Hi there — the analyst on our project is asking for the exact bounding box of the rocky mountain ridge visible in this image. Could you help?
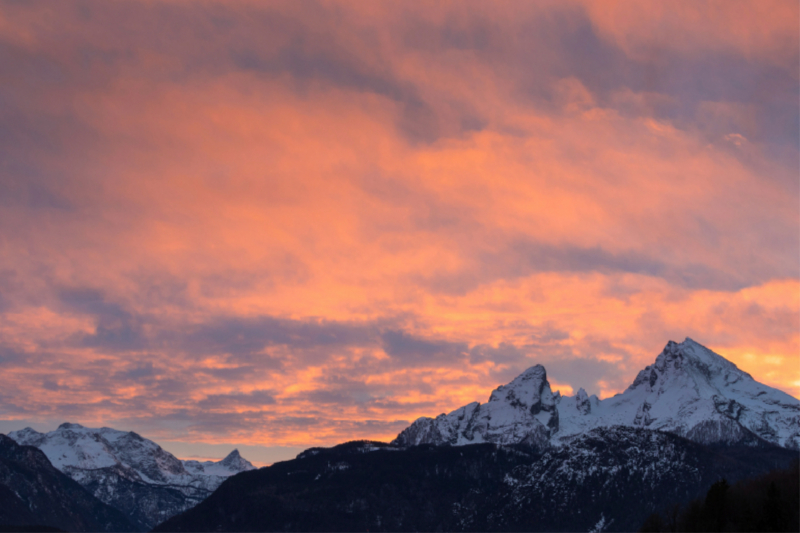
[394,338,800,450]
[8,423,255,530]
[0,434,136,532]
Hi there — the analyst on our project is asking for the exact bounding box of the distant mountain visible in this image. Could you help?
[394,338,800,450]
[9,424,255,530]
[153,430,798,532]
[0,434,136,532]
[183,449,253,478]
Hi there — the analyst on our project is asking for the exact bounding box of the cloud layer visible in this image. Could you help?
[0,1,797,457]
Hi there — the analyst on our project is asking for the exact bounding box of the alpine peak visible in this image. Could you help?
[219,448,255,471]
[393,338,800,450]
[8,423,256,529]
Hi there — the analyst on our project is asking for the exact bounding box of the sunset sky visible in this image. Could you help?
[0,0,798,465]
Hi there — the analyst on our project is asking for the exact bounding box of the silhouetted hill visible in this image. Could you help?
[154,428,797,532]
[641,459,799,532]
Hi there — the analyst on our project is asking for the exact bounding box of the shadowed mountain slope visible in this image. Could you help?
[154,429,797,532]
[0,434,137,532]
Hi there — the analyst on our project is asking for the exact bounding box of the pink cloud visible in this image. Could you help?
[0,1,796,451]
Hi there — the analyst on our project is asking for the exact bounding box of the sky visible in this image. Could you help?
[0,0,798,466]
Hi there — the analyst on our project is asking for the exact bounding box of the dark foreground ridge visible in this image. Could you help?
[154,427,797,532]
[641,460,799,532]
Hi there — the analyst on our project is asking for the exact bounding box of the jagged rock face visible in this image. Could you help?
[0,434,136,532]
[9,424,255,530]
[575,388,591,415]
[394,365,558,448]
[394,338,800,450]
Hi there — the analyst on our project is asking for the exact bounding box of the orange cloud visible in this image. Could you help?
[0,1,796,457]
[581,0,799,68]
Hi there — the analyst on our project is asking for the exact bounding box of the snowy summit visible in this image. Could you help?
[9,423,255,528]
[394,338,800,450]
[10,423,255,488]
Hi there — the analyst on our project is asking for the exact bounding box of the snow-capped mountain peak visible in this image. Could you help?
[394,338,800,450]
[9,423,189,483]
[8,423,256,529]
[394,363,559,448]
[488,364,555,414]
[612,338,799,447]
[220,449,251,470]
[183,449,255,477]
[574,387,591,415]
[643,337,747,388]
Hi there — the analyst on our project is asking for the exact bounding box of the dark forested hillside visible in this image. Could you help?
[156,440,517,532]
[154,428,798,533]
[640,460,799,532]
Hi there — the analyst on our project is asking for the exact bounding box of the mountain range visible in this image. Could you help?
[394,338,800,450]
[0,434,135,532]
[7,424,254,530]
[2,338,798,532]
[158,338,800,532]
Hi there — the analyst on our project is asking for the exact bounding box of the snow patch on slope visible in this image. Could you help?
[395,364,558,448]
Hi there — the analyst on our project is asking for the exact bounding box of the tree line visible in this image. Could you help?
[640,459,799,532]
